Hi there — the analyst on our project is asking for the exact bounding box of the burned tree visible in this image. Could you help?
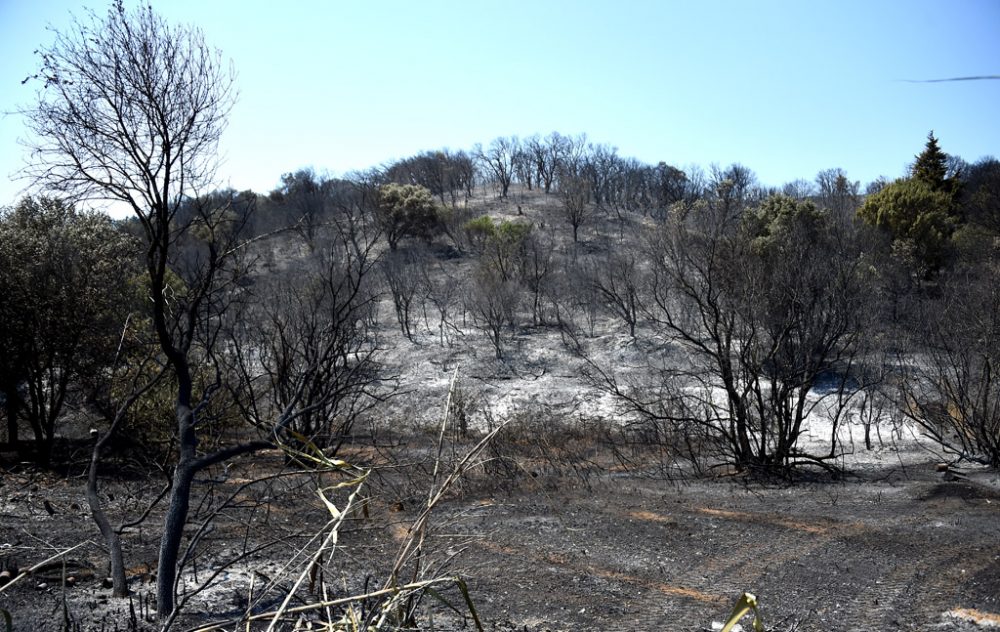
[558,174,592,243]
[226,230,386,455]
[467,266,520,361]
[23,1,251,618]
[580,195,875,471]
[897,253,1000,467]
[475,136,519,199]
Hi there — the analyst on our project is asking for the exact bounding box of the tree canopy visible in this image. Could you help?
[745,193,827,257]
[375,183,440,250]
[857,134,964,275]
[858,177,956,274]
[0,197,137,462]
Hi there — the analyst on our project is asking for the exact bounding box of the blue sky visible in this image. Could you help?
[1,0,998,211]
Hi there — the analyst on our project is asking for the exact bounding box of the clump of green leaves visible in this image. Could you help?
[744,194,827,257]
[857,132,963,275]
[462,215,531,247]
[462,215,532,282]
[376,183,442,250]
[858,177,956,274]
[0,196,138,463]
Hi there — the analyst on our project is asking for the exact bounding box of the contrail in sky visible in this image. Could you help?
[899,75,1000,83]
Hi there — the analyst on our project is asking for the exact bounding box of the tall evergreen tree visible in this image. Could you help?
[912,131,960,197]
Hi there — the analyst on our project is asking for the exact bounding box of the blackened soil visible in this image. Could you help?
[1,448,998,631]
[448,469,1000,631]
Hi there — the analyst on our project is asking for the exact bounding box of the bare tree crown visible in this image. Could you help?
[22,0,236,225]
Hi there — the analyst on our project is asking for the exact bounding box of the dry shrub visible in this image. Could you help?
[469,408,662,493]
[466,399,725,492]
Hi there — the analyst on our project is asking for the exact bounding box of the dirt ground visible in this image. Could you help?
[453,458,1000,631]
[1,436,998,632]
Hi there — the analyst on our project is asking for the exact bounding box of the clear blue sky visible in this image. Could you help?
[2,0,998,212]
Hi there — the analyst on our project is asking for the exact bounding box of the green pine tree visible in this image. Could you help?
[912,131,960,197]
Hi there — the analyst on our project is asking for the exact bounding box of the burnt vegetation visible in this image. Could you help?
[1,3,999,631]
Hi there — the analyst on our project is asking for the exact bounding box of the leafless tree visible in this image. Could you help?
[20,2,270,619]
[579,195,875,471]
[332,169,384,259]
[530,132,573,194]
[225,229,386,454]
[384,152,444,197]
[558,174,592,243]
[781,178,816,200]
[448,150,478,205]
[381,249,428,341]
[520,231,556,326]
[420,259,463,346]
[272,168,329,250]
[816,168,861,224]
[613,158,654,215]
[960,158,1000,235]
[555,265,603,339]
[524,134,548,193]
[475,136,520,199]
[85,326,167,598]
[585,243,643,338]
[581,143,619,208]
[512,143,534,191]
[896,254,1000,466]
[709,163,759,213]
[466,267,519,360]
[652,162,690,210]
[383,149,475,208]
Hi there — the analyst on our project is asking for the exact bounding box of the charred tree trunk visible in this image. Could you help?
[3,384,18,451]
[86,432,128,597]
[156,458,195,617]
